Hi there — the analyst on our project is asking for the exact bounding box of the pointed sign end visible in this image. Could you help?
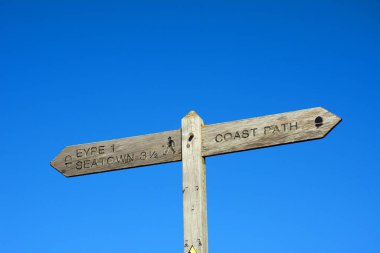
[318,107,342,138]
[50,149,71,178]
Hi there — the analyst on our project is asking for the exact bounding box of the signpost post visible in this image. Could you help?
[51,107,341,253]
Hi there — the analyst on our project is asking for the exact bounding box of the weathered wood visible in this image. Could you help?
[182,112,208,253]
[50,129,181,177]
[50,107,341,177]
[202,107,341,157]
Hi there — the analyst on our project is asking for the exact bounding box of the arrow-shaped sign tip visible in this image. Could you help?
[50,148,71,177]
[317,107,342,138]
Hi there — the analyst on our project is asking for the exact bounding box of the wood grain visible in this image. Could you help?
[182,112,208,253]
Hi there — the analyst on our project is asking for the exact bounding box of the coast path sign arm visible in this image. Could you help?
[50,129,182,177]
[202,107,341,156]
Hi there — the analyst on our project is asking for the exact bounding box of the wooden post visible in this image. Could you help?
[182,111,208,253]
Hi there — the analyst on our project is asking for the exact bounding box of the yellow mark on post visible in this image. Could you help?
[189,246,197,253]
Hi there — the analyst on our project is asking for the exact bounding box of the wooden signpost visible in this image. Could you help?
[51,107,341,253]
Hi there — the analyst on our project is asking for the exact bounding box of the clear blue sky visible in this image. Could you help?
[0,1,379,252]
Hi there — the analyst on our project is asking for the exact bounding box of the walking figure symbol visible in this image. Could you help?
[163,137,176,155]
